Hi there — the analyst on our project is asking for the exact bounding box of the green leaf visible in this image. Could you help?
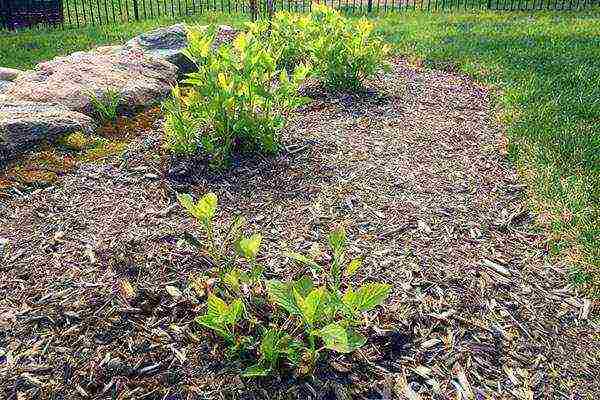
[292,276,314,298]
[237,233,263,260]
[296,287,327,326]
[226,299,245,325]
[266,280,300,315]
[341,288,359,311]
[177,193,196,216]
[259,328,281,363]
[316,323,366,353]
[284,251,322,272]
[223,269,241,292]
[346,257,363,276]
[355,283,391,311]
[279,69,289,84]
[196,192,218,223]
[177,193,218,225]
[195,314,231,341]
[328,226,346,255]
[241,363,271,378]
[207,294,229,318]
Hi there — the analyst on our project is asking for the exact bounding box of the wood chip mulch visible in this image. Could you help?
[1,58,598,400]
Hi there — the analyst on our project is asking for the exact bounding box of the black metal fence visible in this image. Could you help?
[1,0,598,30]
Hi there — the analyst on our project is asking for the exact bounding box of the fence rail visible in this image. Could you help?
[1,0,598,30]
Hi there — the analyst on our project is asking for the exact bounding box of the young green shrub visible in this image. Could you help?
[307,5,391,90]
[249,12,312,71]
[88,88,121,123]
[179,192,392,378]
[163,26,310,168]
[163,86,200,156]
[266,226,391,373]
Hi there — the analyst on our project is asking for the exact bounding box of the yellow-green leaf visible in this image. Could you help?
[355,282,391,311]
[316,323,366,353]
[284,251,322,272]
[237,233,262,260]
[207,294,229,318]
[346,257,363,276]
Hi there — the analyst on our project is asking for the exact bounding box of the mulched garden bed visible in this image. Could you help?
[1,58,598,399]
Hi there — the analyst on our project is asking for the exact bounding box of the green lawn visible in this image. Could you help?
[1,9,599,294]
[0,12,247,70]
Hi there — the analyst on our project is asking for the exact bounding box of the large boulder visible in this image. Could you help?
[124,24,237,75]
[0,67,22,82]
[0,101,95,164]
[3,47,178,114]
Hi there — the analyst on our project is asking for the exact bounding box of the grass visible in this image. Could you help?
[0,9,598,294]
[0,12,247,69]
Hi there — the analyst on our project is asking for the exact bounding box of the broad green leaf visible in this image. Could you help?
[259,328,280,362]
[279,69,289,84]
[297,287,327,326]
[241,363,271,377]
[316,323,366,353]
[341,288,359,311]
[280,336,305,365]
[226,299,245,325]
[207,294,229,318]
[178,193,218,224]
[266,280,300,315]
[284,251,322,272]
[237,233,263,260]
[177,193,196,217]
[355,283,391,311]
[223,269,241,292]
[195,315,231,341]
[346,257,363,276]
[196,193,218,222]
[292,276,314,298]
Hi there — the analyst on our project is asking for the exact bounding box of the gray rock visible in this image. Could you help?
[125,23,194,75]
[2,47,178,115]
[0,67,22,81]
[0,100,95,164]
[125,24,237,75]
[0,81,12,95]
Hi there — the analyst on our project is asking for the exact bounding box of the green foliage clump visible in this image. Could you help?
[178,192,392,377]
[251,12,313,71]
[163,25,310,167]
[266,5,391,90]
[307,5,391,89]
[88,88,121,123]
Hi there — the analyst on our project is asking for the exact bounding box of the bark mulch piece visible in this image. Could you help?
[1,58,598,399]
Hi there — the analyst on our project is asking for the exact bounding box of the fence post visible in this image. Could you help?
[249,0,257,21]
[133,0,140,20]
